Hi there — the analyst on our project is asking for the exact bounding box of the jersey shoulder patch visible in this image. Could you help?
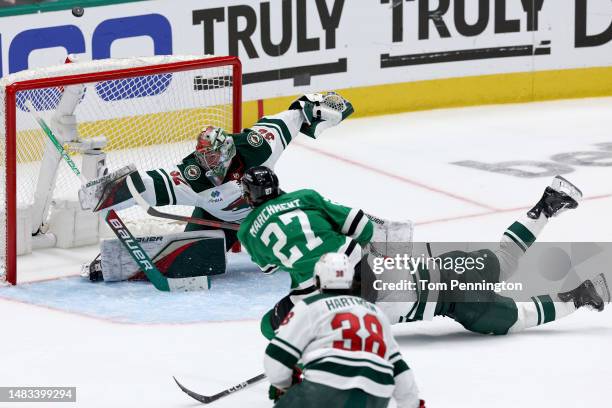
[178,154,213,192]
[234,129,273,168]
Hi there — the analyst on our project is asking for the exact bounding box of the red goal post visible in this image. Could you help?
[1,55,242,285]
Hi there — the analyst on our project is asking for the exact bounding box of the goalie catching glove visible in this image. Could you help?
[289,92,354,138]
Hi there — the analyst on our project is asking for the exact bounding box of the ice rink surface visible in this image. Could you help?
[1,97,611,407]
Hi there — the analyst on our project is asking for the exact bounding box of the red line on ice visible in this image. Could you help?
[293,141,500,211]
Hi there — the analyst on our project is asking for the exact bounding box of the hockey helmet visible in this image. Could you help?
[314,253,354,290]
[195,126,236,185]
[241,166,280,207]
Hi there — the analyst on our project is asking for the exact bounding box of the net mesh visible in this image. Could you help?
[0,55,237,283]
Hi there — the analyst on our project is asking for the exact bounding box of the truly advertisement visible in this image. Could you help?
[0,0,611,101]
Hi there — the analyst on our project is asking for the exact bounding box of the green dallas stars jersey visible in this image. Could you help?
[238,189,373,289]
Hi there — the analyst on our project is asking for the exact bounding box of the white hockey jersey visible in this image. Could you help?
[264,293,421,407]
[109,109,306,223]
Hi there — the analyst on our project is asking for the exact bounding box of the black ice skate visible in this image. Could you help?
[527,176,583,219]
[558,273,610,312]
[80,254,104,282]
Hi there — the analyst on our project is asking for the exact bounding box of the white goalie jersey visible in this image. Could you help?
[264,292,421,408]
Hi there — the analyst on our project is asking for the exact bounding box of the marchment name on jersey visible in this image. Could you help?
[248,198,301,237]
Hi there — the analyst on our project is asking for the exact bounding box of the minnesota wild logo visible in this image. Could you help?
[184,165,201,181]
[247,132,263,147]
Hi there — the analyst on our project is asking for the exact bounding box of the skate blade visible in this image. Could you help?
[551,175,583,201]
[593,273,611,305]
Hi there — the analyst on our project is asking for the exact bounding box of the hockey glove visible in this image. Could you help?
[268,385,284,402]
[267,366,303,402]
[78,164,141,211]
[289,92,354,138]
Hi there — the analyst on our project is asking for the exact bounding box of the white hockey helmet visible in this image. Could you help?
[314,253,354,290]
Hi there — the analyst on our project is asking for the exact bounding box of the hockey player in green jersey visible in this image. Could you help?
[78,93,353,282]
[376,175,610,335]
[238,166,375,339]
[240,166,610,338]
[264,252,425,408]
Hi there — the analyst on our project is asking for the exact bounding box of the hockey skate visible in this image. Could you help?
[80,254,104,282]
[527,176,583,219]
[558,273,610,311]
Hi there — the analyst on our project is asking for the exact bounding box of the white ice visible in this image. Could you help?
[1,97,612,408]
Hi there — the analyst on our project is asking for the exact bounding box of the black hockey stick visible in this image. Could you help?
[125,176,241,232]
[173,373,266,404]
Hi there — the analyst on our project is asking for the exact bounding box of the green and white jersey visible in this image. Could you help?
[264,293,420,406]
[110,110,304,223]
[238,189,373,288]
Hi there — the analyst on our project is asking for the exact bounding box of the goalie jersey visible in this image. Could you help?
[238,189,373,289]
[264,292,421,407]
[109,110,305,223]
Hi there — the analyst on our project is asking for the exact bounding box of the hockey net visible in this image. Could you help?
[0,55,242,285]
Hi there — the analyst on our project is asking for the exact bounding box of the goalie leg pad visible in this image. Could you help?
[99,230,226,282]
[367,215,414,259]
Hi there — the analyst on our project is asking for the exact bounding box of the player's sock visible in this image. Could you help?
[502,213,547,253]
[497,213,547,280]
[508,295,576,333]
[496,176,581,280]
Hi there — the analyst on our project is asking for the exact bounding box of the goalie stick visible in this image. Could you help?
[26,100,208,292]
[173,373,267,404]
[104,209,171,291]
[25,100,87,184]
[125,176,240,231]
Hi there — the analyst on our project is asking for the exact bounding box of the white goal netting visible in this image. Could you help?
[0,55,240,284]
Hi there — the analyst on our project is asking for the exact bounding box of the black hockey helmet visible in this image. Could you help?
[241,166,280,207]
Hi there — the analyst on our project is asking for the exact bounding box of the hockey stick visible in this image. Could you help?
[173,373,266,404]
[105,209,170,291]
[25,100,87,184]
[125,176,240,232]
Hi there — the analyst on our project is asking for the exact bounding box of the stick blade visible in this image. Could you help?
[173,376,213,404]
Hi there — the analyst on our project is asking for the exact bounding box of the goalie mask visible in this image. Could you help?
[194,126,236,185]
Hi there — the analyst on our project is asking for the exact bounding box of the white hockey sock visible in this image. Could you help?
[497,214,548,280]
[508,295,577,333]
[502,213,547,252]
